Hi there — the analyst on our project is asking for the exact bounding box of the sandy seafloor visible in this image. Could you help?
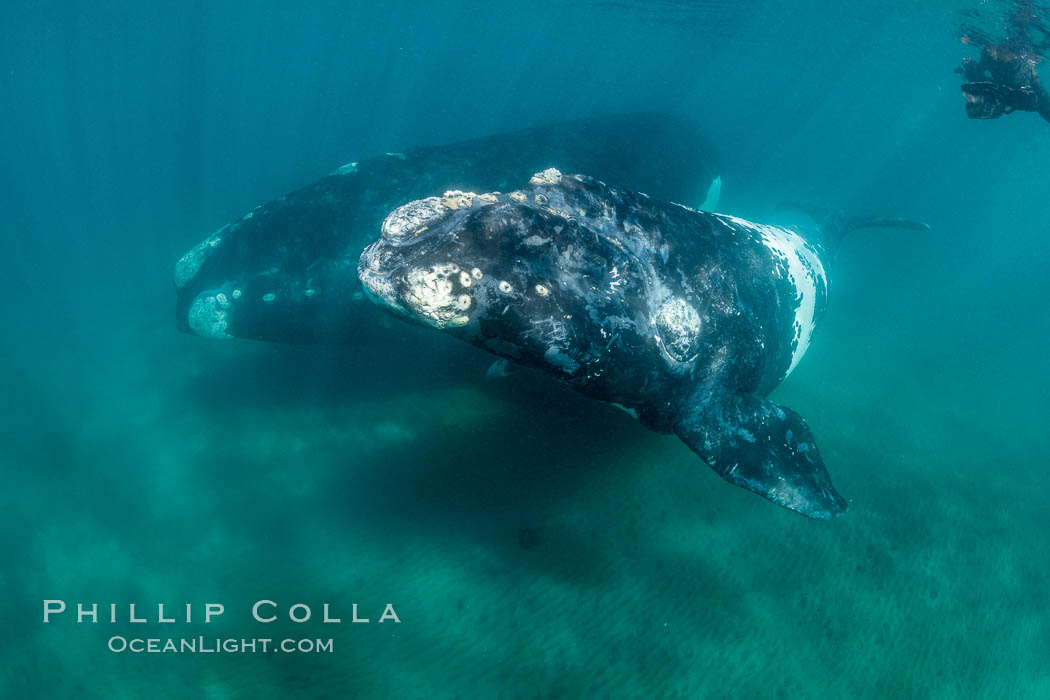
[2,0,1050,697]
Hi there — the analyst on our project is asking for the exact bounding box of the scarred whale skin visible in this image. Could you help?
[174,114,719,344]
[358,169,848,519]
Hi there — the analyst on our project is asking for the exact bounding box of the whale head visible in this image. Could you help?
[358,182,586,362]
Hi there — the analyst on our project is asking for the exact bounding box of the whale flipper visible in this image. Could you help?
[699,175,722,211]
[674,393,847,519]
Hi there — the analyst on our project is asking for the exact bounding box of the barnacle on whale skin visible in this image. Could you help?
[529,168,563,186]
[403,264,472,328]
[381,197,450,239]
[187,293,232,340]
[441,191,475,210]
[174,229,225,288]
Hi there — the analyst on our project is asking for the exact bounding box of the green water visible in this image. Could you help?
[5,268,1048,696]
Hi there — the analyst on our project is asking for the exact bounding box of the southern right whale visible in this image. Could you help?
[357,169,928,519]
[174,113,719,344]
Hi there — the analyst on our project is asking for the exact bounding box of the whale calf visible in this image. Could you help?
[174,114,719,344]
[358,169,926,518]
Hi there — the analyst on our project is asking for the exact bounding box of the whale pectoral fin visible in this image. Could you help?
[674,393,847,519]
[699,175,722,212]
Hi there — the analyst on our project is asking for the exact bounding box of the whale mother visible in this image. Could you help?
[174,114,719,344]
[357,170,924,518]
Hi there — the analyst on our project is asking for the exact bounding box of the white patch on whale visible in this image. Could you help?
[652,296,702,363]
[174,227,226,288]
[331,161,358,175]
[403,264,470,328]
[529,168,563,186]
[381,197,450,239]
[188,294,232,339]
[441,191,478,210]
[380,192,492,241]
[719,215,826,377]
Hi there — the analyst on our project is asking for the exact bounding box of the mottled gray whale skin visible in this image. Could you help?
[358,169,850,519]
[174,114,719,343]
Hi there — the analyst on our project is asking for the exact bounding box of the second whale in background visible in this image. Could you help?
[174,113,720,344]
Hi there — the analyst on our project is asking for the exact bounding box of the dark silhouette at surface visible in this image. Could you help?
[957,1,1050,121]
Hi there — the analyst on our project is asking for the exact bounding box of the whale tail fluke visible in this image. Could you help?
[674,392,848,520]
[777,201,931,250]
[843,216,932,235]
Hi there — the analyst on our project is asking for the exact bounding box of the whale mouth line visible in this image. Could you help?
[357,248,404,313]
[359,272,405,314]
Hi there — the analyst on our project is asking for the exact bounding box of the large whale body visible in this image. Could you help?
[357,170,923,519]
[174,114,719,344]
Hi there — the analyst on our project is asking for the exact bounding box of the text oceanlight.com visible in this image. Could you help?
[107,636,335,654]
